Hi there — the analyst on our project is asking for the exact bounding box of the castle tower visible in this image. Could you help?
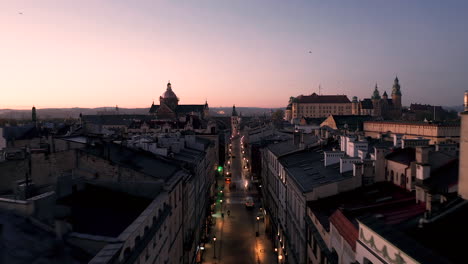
[391,77,402,110]
[382,91,388,100]
[371,84,381,117]
[351,96,359,115]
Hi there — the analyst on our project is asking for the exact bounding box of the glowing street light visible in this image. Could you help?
[213,236,217,258]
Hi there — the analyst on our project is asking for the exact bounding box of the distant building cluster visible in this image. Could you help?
[239,91,467,264]
[0,82,226,264]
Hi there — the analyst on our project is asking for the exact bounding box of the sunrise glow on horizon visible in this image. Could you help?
[1,0,467,109]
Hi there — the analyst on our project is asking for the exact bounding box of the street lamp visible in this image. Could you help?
[256,216,260,237]
[213,236,217,258]
[278,254,283,263]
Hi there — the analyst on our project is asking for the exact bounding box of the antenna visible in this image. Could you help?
[319,84,322,95]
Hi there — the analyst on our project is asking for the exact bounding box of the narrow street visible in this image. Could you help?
[203,136,276,264]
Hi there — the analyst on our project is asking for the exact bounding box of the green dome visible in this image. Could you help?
[371,84,381,100]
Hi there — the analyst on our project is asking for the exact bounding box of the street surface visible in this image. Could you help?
[203,136,276,264]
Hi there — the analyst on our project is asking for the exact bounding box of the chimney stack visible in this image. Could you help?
[464,90,468,112]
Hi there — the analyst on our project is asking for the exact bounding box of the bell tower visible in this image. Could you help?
[391,77,402,110]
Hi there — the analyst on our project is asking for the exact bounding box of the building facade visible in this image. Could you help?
[352,77,402,119]
[289,93,352,121]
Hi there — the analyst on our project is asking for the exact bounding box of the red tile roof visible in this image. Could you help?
[330,209,359,251]
[295,93,351,104]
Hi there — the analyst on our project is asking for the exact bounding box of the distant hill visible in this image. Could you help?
[0,107,284,120]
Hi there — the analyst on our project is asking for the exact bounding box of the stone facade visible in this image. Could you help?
[364,121,460,144]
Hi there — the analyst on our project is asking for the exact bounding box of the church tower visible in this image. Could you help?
[391,77,402,110]
[203,100,210,118]
[371,84,381,117]
[231,105,240,137]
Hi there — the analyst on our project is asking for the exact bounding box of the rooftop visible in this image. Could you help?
[295,93,351,104]
[403,200,468,264]
[364,120,460,127]
[0,211,90,263]
[58,184,153,237]
[82,114,150,126]
[385,147,415,165]
[82,143,181,181]
[307,182,424,232]
[279,148,353,193]
[266,134,317,157]
[359,215,452,264]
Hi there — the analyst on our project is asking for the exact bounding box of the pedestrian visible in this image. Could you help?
[221,212,224,218]
[227,210,230,217]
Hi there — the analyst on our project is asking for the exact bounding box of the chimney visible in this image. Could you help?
[415,146,431,164]
[465,90,468,112]
[293,131,300,145]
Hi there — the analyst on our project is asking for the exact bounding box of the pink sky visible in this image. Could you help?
[1,1,466,109]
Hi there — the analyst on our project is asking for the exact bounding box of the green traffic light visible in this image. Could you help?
[217,166,223,172]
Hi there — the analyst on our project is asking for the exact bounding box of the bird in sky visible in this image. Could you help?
[18,12,23,15]
[308,51,312,53]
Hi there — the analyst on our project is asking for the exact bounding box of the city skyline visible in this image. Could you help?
[1,0,467,109]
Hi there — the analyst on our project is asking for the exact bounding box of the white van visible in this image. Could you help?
[245,197,254,208]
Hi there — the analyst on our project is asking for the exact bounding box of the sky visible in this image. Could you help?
[1,0,467,109]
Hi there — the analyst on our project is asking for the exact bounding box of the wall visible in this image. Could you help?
[459,112,468,199]
[292,102,352,119]
[0,128,6,150]
[364,122,460,144]
[355,222,419,264]
[386,160,411,189]
[0,159,29,193]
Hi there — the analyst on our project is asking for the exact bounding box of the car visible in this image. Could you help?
[225,177,231,182]
[245,197,254,208]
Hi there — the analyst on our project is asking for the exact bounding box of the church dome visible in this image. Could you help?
[162,82,178,99]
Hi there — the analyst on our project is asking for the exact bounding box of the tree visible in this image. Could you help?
[272,109,285,128]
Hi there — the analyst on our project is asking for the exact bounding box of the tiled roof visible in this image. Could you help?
[302,117,326,125]
[295,93,351,104]
[279,148,353,192]
[149,104,205,114]
[385,148,415,165]
[307,182,422,231]
[82,115,149,126]
[330,209,359,251]
[361,99,374,109]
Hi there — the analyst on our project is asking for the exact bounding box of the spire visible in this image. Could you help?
[392,76,402,96]
[371,84,381,100]
[167,81,172,91]
[232,105,238,116]
[32,106,37,122]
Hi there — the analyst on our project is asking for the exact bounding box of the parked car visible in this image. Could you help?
[245,197,254,208]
